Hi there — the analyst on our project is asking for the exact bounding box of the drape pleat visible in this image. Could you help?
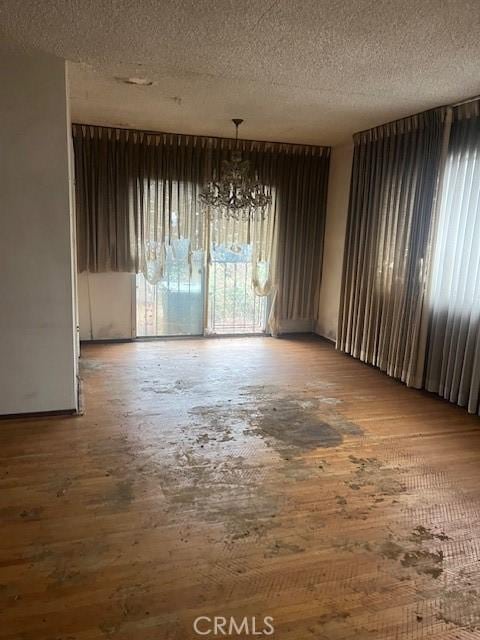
[72,124,330,330]
[425,102,480,414]
[338,110,446,384]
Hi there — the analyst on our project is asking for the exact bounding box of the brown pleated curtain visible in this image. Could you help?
[275,149,330,327]
[338,109,447,385]
[73,126,207,273]
[72,124,330,330]
[73,126,139,272]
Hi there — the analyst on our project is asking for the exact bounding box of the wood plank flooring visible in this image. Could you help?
[2,336,480,639]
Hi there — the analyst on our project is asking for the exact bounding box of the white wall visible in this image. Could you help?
[0,43,77,414]
[78,273,135,340]
[316,143,354,342]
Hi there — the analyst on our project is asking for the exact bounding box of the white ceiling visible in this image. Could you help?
[1,0,480,145]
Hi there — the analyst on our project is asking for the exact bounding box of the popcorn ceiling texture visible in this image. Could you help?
[1,0,479,145]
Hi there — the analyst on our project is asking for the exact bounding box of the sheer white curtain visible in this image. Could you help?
[208,188,277,294]
[426,104,480,413]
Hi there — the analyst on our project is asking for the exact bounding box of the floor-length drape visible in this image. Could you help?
[426,102,480,414]
[338,110,447,384]
[274,147,330,332]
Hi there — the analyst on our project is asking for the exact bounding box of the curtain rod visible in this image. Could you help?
[354,92,480,138]
[71,121,331,152]
[450,93,480,108]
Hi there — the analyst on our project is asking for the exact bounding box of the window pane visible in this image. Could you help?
[136,249,205,337]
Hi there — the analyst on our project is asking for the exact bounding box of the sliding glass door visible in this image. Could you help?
[136,242,205,337]
[136,243,267,337]
[207,244,267,335]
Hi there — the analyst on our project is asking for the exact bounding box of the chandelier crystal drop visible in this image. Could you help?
[199,119,272,221]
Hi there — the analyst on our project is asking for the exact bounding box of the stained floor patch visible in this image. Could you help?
[190,384,363,454]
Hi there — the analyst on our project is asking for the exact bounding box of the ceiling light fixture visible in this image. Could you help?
[199,119,272,221]
[115,76,153,86]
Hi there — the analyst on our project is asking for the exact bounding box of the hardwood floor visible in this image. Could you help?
[2,335,480,639]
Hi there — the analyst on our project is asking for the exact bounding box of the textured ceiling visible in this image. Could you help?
[1,0,480,145]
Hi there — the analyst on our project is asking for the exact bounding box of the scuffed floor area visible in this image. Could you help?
[2,336,480,639]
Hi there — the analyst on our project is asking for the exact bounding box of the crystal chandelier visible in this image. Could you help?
[199,119,272,221]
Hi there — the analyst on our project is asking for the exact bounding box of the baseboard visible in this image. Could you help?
[277,318,314,333]
[315,334,336,345]
[0,408,78,421]
[80,338,134,344]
